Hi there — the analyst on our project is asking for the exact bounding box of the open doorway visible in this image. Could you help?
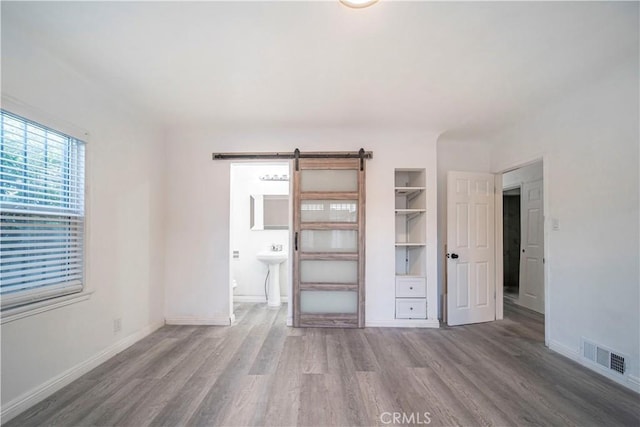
[501,161,545,317]
[445,162,546,336]
[503,187,521,303]
[229,162,291,323]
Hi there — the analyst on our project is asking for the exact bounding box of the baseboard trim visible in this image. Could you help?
[366,319,440,328]
[548,339,581,362]
[284,318,439,328]
[549,339,639,393]
[233,295,287,303]
[233,295,266,303]
[165,314,231,326]
[1,320,164,423]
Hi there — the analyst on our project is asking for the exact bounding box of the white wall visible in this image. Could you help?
[436,138,492,318]
[488,57,640,390]
[1,20,166,417]
[164,128,439,326]
[230,163,289,301]
[502,161,543,189]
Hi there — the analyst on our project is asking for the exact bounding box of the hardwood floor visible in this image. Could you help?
[6,302,639,427]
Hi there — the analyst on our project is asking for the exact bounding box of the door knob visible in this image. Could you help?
[448,253,459,259]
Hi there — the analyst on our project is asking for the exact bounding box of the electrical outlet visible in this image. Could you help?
[113,318,122,333]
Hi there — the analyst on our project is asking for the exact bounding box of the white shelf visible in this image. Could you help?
[394,187,425,197]
[395,209,426,214]
[395,209,425,221]
[394,169,427,305]
[395,169,427,320]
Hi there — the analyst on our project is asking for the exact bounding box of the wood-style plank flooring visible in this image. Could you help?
[6,301,640,426]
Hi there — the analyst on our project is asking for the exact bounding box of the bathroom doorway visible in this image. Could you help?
[229,162,291,323]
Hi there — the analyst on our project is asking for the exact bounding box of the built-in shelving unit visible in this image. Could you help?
[395,169,427,319]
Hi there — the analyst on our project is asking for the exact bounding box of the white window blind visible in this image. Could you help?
[0,110,85,310]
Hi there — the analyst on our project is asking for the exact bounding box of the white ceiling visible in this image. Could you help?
[2,1,638,135]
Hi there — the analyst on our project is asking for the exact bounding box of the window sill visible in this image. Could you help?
[1,291,94,325]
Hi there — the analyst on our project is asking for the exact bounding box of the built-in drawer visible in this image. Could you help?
[395,298,427,319]
[395,276,426,298]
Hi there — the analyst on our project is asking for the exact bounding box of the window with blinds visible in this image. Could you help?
[0,110,86,311]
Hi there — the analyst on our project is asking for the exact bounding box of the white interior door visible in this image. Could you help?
[519,179,544,313]
[447,171,496,326]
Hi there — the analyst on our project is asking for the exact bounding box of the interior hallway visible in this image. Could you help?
[7,302,639,427]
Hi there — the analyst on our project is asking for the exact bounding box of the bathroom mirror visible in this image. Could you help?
[250,195,289,230]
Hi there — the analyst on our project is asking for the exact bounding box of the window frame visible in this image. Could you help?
[0,105,91,323]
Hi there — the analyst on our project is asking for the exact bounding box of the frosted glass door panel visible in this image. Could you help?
[300,291,357,313]
[301,230,357,253]
[293,157,365,328]
[300,260,358,283]
[300,170,358,192]
[301,200,357,223]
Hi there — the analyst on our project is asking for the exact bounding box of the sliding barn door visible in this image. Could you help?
[293,158,365,328]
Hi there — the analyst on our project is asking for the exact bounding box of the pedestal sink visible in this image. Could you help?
[256,251,288,307]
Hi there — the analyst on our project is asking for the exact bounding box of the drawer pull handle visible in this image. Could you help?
[410,307,413,310]
[409,286,413,290]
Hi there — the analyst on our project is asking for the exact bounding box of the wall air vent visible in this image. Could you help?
[583,340,596,362]
[610,353,626,375]
[581,338,626,376]
[596,347,610,368]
